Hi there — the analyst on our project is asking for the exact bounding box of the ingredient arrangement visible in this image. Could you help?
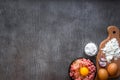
[69,26,120,80]
[96,26,120,80]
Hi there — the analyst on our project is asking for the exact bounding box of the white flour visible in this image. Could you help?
[84,42,97,56]
[102,38,120,62]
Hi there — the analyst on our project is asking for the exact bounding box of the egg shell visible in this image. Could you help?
[107,63,118,76]
[98,68,108,80]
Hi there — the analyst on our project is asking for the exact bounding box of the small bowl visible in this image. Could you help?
[84,42,98,57]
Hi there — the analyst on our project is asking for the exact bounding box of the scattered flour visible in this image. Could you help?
[102,38,120,62]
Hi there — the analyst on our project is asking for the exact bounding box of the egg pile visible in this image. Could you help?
[98,62,118,80]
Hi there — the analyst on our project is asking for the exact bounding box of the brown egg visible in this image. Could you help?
[107,63,118,76]
[98,68,108,80]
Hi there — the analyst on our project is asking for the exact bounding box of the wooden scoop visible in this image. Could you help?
[95,26,120,80]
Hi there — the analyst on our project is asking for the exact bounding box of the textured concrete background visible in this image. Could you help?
[0,0,120,80]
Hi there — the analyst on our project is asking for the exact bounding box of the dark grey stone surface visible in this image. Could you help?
[0,0,120,80]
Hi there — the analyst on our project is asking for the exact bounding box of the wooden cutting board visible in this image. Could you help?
[95,26,120,80]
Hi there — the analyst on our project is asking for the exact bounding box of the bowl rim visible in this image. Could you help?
[68,57,96,80]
